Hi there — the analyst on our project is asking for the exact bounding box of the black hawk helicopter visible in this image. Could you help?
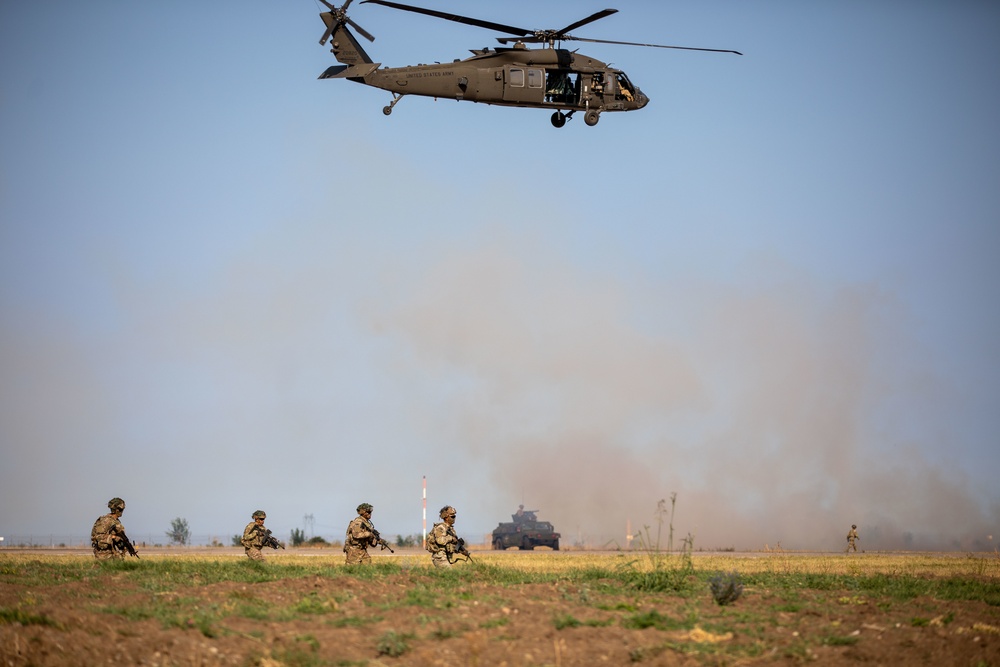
[317,0,740,127]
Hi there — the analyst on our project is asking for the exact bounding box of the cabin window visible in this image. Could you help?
[527,69,543,89]
[509,68,524,87]
[592,72,606,96]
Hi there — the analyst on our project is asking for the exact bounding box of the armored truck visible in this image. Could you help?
[491,508,560,550]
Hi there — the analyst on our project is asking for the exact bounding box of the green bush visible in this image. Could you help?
[709,571,744,605]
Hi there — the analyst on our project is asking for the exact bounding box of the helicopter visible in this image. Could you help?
[316,0,740,128]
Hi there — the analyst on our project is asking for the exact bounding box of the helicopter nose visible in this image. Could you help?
[636,89,649,109]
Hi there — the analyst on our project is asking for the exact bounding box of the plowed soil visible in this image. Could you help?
[1,549,998,666]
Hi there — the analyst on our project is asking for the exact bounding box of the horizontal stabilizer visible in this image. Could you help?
[318,63,380,79]
[319,65,348,79]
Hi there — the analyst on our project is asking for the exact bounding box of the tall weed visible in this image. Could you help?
[616,497,698,594]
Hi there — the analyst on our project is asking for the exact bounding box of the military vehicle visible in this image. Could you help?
[492,508,560,550]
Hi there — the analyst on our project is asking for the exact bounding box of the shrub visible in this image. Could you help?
[709,571,744,605]
[376,630,410,657]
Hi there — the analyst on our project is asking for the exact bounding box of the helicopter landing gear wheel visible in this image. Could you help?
[551,111,567,128]
[383,93,404,117]
[584,110,600,126]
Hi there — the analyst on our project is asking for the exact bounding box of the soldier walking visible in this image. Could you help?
[91,497,129,560]
[345,503,377,565]
[426,505,468,568]
[846,524,859,553]
[242,510,276,561]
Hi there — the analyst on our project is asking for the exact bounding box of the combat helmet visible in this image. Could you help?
[439,505,456,519]
[252,510,266,520]
[852,524,857,529]
[357,503,373,514]
[108,497,125,513]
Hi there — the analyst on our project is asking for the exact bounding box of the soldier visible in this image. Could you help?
[345,503,377,565]
[427,505,467,568]
[91,497,128,560]
[846,524,859,553]
[242,510,273,561]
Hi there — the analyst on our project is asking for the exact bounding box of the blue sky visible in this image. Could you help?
[1,0,998,551]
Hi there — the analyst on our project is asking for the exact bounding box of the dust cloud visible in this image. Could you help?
[370,239,997,551]
[2,229,995,551]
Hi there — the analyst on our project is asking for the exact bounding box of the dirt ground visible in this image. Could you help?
[1,549,998,666]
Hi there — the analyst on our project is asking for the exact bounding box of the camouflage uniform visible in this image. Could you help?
[846,525,859,553]
[91,498,127,560]
[242,510,269,562]
[345,503,376,565]
[427,506,459,569]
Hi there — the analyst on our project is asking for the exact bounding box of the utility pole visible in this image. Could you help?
[303,513,315,539]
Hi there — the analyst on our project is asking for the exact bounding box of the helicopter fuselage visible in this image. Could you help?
[321,43,648,122]
[377,45,644,113]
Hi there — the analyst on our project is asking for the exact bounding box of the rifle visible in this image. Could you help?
[117,532,140,558]
[366,520,395,553]
[262,528,285,551]
[449,537,473,563]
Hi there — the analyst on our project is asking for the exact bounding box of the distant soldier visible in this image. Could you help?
[513,505,537,522]
[345,503,376,565]
[91,497,129,560]
[426,505,469,568]
[242,510,284,561]
[846,524,859,553]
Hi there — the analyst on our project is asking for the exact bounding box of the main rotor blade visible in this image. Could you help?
[361,0,530,37]
[556,9,617,38]
[569,36,742,55]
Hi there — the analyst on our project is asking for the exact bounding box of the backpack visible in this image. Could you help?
[426,523,441,552]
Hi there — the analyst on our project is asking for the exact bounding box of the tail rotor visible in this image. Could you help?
[319,0,375,46]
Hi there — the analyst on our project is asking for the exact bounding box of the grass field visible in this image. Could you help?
[2,549,998,665]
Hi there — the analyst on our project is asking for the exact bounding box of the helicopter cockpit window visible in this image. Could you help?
[509,68,525,87]
[615,73,635,102]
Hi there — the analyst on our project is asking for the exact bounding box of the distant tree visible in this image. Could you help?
[166,517,191,546]
[307,535,328,545]
[290,528,306,547]
[231,534,242,547]
[396,533,422,548]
